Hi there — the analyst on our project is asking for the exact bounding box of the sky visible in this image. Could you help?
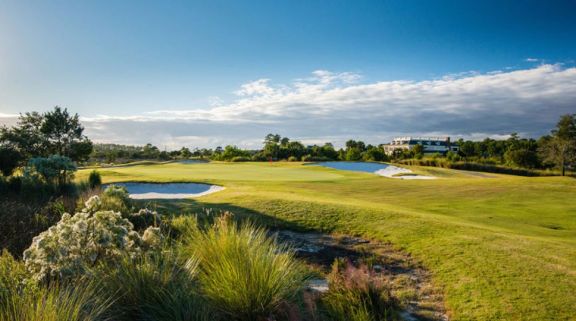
[0,0,575,149]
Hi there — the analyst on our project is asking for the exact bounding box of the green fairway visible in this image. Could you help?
[79,162,576,321]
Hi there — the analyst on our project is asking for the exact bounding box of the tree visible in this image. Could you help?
[41,107,91,159]
[142,143,160,159]
[263,133,281,159]
[412,144,424,159]
[345,148,362,161]
[180,147,192,159]
[0,112,46,158]
[458,139,476,158]
[321,143,339,160]
[362,147,386,162]
[539,114,576,176]
[0,107,93,162]
[0,145,23,176]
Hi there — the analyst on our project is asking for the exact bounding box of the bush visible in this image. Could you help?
[320,261,399,321]
[0,250,30,304]
[288,156,299,162]
[184,215,309,321]
[251,154,268,162]
[23,196,158,282]
[100,184,132,213]
[0,197,65,257]
[301,155,333,162]
[129,208,162,231]
[88,170,102,188]
[96,250,206,321]
[26,155,77,186]
[0,146,23,177]
[231,156,251,162]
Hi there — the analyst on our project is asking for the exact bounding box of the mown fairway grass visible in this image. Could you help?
[78,162,576,320]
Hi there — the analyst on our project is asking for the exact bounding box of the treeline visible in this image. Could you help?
[91,143,217,163]
[397,114,576,176]
[209,134,389,162]
[89,135,390,163]
[453,115,576,175]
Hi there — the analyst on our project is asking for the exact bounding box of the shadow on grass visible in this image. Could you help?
[133,198,314,232]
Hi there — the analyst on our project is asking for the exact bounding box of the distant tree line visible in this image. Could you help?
[83,114,576,176]
[396,114,576,176]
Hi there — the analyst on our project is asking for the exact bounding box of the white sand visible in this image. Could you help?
[129,185,225,199]
[375,165,436,180]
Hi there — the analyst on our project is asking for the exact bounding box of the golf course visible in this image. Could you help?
[78,161,576,321]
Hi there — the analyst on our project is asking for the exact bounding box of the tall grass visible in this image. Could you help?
[183,215,309,321]
[96,250,206,321]
[0,281,111,321]
[320,261,399,321]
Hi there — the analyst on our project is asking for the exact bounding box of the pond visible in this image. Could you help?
[106,182,224,199]
[313,161,389,173]
[312,162,436,179]
[177,160,209,164]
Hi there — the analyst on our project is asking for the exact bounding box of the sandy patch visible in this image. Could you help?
[375,165,436,180]
[129,185,225,199]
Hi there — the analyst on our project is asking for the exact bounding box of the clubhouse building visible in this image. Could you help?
[382,136,459,156]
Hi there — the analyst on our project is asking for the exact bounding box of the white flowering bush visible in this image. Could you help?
[129,208,162,230]
[82,194,102,213]
[23,196,161,282]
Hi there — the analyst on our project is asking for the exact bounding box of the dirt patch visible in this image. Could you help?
[275,230,449,321]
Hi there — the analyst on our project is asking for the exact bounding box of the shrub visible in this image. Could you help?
[129,208,162,231]
[288,156,299,162]
[0,146,23,177]
[184,215,309,321]
[23,196,158,282]
[0,250,30,304]
[26,155,77,186]
[251,154,268,162]
[301,155,333,162]
[0,197,65,257]
[99,184,132,213]
[231,156,251,162]
[320,261,399,321]
[96,250,206,321]
[88,170,102,188]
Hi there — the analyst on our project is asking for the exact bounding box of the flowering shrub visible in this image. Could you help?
[23,196,160,282]
[129,208,162,230]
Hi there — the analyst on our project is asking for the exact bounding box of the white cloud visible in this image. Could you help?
[2,65,575,149]
[525,58,539,62]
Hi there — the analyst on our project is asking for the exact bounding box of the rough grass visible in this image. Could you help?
[95,250,205,321]
[0,279,110,321]
[79,162,576,321]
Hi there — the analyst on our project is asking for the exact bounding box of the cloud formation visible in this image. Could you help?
[2,65,575,149]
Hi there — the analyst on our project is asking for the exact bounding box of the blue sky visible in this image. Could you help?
[1,0,575,148]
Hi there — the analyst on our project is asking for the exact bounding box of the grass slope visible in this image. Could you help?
[78,162,576,321]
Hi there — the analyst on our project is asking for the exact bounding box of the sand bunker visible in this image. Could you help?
[375,165,436,180]
[108,182,224,199]
[313,162,436,180]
